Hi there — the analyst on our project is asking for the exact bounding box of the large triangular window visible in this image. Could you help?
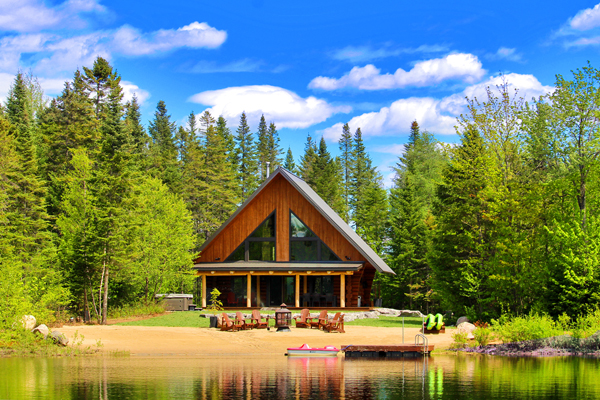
[226,212,276,262]
[290,211,341,262]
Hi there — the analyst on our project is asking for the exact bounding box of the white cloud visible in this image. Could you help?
[188,85,351,129]
[0,22,227,76]
[111,22,226,56]
[121,81,150,105]
[485,47,523,62]
[332,44,448,63]
[0,0,104,32]
[371,143,406,155]
[309,53,485,90]
[570,3,600,31]
[189,58,262,73]
[321,73,554,141]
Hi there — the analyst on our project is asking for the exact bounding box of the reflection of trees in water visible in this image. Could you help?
[4,355,600,399]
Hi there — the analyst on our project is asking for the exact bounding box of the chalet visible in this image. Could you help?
[193,167,394,309]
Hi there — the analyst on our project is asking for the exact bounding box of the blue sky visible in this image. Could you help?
[1,0,600,186]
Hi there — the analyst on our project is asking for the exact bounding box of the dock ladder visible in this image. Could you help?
[414,333,429,355]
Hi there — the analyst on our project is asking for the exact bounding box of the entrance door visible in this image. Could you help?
[267,277,282,306]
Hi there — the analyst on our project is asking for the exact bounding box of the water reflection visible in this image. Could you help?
[1,355,599,399]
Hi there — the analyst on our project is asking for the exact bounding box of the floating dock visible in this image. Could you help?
[342,344,434,358]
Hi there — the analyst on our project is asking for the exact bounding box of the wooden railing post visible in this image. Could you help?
[247,273,251,308]
[201,274,207,308]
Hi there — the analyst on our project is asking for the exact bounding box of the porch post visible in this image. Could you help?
[257,276,261,307]
[246,273,251,308]
[303,276,307,293]
[295,274,300,308]
[201,274,207,308]
[340,275,346,308]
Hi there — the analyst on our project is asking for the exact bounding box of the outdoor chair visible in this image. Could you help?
[236,311,253,330]
[324,313,345,333]
[251,310,269,329]
[293,309,310,328]
[308,310,328,329]
[221,313,241,332]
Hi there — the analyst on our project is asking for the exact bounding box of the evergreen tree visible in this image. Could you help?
[284,147,297,174]
[234,112,259,200]
[338,123,353,222]
[216,116,236,167]
[256,114,269,180]
[148,100,181,194]
[429,125,493,318]
[312,137,345,215]
[267,122,282,172]
[299,133,318,187]
[124,95,147,156]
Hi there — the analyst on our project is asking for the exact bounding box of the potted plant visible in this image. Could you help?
[205,288,224,328]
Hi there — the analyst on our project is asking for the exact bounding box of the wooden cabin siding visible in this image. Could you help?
[196,174,365,265]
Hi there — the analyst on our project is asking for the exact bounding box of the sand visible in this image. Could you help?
[58,324,455,356]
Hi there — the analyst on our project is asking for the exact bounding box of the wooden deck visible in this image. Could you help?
[342,344,434,358]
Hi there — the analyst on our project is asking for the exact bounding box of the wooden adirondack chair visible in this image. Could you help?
[251,310,269,329]
[308,310,328,329]
[236,312,252,330]
[221,313,241,332]
[324,313,345,333]
[293,309,310,328]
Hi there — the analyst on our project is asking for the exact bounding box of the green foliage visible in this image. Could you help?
[108,302,166,319]
[491,313,564,343]
[473,327,494,346]
[206,288,224,314]
[235,112,259,200]
[450,331,469,349]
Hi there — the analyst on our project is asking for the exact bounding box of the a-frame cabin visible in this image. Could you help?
[194,167,394,309]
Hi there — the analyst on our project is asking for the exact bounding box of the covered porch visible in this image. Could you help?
[195,262,367,309]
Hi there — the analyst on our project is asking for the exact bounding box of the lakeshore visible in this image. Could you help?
[58,324,455,356]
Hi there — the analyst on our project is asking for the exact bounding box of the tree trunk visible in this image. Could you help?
[83,286,90,323]
[102,267,109,325]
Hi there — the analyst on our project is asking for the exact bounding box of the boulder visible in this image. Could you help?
[456,316,470,326]
[21,315,36,331]
[32,324,50,339]
[376,308,400,316]
[457,322,476,340]
[363,312,379,319]
[398,310,425,318]
[50,331,69,346]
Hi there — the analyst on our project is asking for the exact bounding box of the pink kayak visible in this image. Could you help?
[286,343,340,357]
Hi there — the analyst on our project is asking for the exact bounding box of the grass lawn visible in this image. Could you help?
[114,311,429,329]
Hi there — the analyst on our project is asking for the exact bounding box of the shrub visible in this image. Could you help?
[572,308,600,339]
[108,302,166,319]
[450,331,469,349]
[491,312,563,343]
[473,327,494,346]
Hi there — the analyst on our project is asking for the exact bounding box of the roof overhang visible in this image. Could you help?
[194,262,364,272]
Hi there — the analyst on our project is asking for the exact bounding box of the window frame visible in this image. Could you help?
[225,210,277,262]
[289,209,341,262]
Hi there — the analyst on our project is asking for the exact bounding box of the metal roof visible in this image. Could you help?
[193,262,364,272]
[197,167,395,275]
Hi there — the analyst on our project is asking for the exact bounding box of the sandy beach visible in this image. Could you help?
[58,324,455,356]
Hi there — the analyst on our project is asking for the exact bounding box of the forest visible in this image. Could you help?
[1,56,600,328]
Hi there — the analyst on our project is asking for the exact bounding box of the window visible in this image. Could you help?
[226,212,276,262]
[289,211,341,262]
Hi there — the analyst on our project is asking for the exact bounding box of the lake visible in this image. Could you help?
[1,354,599,399]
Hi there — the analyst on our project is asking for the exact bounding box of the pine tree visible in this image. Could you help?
[256,114,269,181]
[312,137,345,214]
[148,100,181,194]
[429,125,493,318]
[267,122,282,172]
[338,123,353,222]
[216,116,236,167]
[234,112,259,199]
[124,95,147,156]
[284,147,297,174]
[299,133,318,187]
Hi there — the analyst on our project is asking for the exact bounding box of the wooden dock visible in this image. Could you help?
[342,344,434,358]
